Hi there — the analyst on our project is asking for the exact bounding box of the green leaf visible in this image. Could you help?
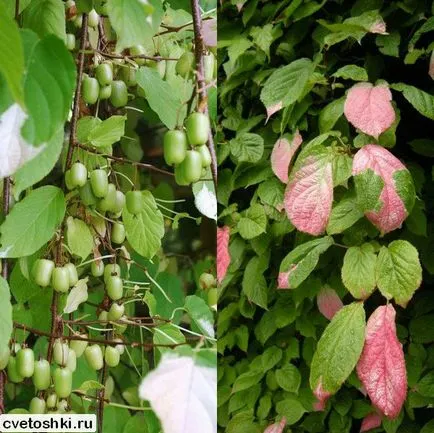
[22,35,76,145]
[353,168,384,212]
[236,204,267,240]
[77,116,102,143]
[106,0,156,51]
[136,67,184,130]
[319,97,345,133]
[260,58,314,117]
[332,65,368,81]
[242,255,268,309]
[376,240,422,307]
[276,398,307,425]
[184,295,215,338]
[276,364,301,393]
[87,115,126,148]
[22,0,66,40]
[0,3,24,105]
[66,217,94,260]
[123,190,164,259]
[341,243,377,299]
[261,347,282,371]
[13,127,64,199]
[376,32,401,57]
[416,372,434,397]
[230,133,264,163]
[77,380,105,393]
[310,302,366,398]
[232,370,264,393]
[391,83,434,121]
[279,236,334,288]
[326,193,363,235]
[0,277,13,355]
[0,186,65,258]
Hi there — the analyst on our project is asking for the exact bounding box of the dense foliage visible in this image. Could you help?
[0,0,217,432]
[218,1,434,432]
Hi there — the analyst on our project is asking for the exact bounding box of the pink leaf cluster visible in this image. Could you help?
[266,102,283,121]
[360,412,382,432]
[263,417,287,433]
[357,305,407,419]
[344,83,395,138]
[317,287,344,320]
[369,19,387,35]
[216,226,230,283]
[271,131,303,183]
[353,144,408,234]
[429,50,434,80]
[284,156,333,235]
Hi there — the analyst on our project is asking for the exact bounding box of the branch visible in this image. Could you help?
[190,0,218,186]
[76,143,174,177]
[95,50,178,62]
[66,14,89,169]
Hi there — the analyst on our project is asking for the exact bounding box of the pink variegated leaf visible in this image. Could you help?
[271,131,303,183]
[284,144,333,235]
[369,19,387,34]
[352,144,415,234]
[313,380,332,411]
[360,412,382,432]
[317,287,343,320]
[216,226,230,283]
[344,83,395,138]
[357,305,407,419]
[263,417,287,433]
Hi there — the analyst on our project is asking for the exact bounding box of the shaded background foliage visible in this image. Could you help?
[218,0,434,432]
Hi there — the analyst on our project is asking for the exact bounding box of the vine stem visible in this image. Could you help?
[75,143,174,177]
[190,0,217,186]
[95,49,178,62]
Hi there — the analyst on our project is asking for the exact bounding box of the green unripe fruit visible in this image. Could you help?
[185,112,210,146]
[82,76,99,105]
[113,317,127,334]
[90,169,108,198]
[204,54,215,83]
[164,130,188,166]
[53,339,69,366]
[57,399,69,413]
[104,263,121,283]
[108,303,125,321]
[174,164,190,186]
[30,397,46,414]
[16,348,34,378]
[180,150,202,183]
[7,356,24,383]
[199,272,216,290]
[65,263,78,287]
[106,276,123,301]
[112,190,126,213]
[54,368,72,398]
[98,310,108,322]
[52,267,70,293]
[46,393,58,409]
[66,350,77,372]
[126,191,143,214]
[73,14,83,28]
[110,80,128,108]
[70,162,88,187]
[176,52,195,78]
[84,345,104,371]
[196,144,212,167]
[151,60,166,79]
[111,223,126,244]
[121,66,137,87]
[130,45,147,65]
[79,182,97,206]
[87,9,99,28]
[32,259,55,287]
[70,335,88,358]
[65,170,74,190]
[95,62,113,86]
[91,260,105,277]
[207,288,218,308]
[99,84,112,100]
[0,347,10,370]
[97,183,117,212]
[105,376,115,399]
[104,346,120,368]
[66,33,76,51]
[33,359,51,390]
[65,0,75,8]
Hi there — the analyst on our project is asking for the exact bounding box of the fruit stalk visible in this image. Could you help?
[190,0,217,185]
